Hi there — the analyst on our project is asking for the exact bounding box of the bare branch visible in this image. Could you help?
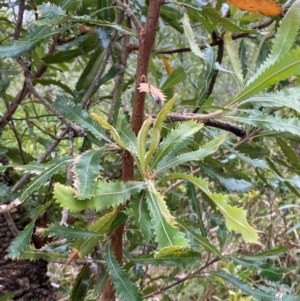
[13,0,25,40]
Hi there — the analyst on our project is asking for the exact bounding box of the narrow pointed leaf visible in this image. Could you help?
[224,32,243,87]
[91,113,126,148]
[156,134,226,173]
[128,249,202,268]
[177,219,224,258]
[137,116,152,175]
[70,265,92,301]
[70,208,117,258]
[7,203,50,258]
[230,48,300,104]
[53,96,111,142]
[151,120,203,168]
[74,149,103,200]
[161,67,186,90]
[163,173,258,243]
[145,94,177,167]
[105,243,143,301]
[228,111,300,136]
[146,180,189,249]
[18,156,72,203]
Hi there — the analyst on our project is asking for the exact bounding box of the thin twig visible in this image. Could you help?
[107,18,131,124]
[116,0,143,33]
[81,11,125,109]
[13,0,25,40]
[143,257,220,299]
[17,59,85,136]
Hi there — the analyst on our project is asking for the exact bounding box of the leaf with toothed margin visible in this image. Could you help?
[73,149,104,200]
[52,96,111,143]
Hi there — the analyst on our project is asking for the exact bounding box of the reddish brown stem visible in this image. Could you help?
[100,1,165,300]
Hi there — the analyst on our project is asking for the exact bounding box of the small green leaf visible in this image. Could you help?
[18,156,72,203]
[161,67,186,90]
[43,224,102,239]
[91,113,126,148]
[176,219,224,259]
[128,249,202,269]
[145,94,178,168]
[128,192,152,242]
[53,96,111,143]
[156,133,226,174]
[70,265,92,301]
[137,116,152,176]
[105,243,143,301]
[8,203,50,258]
[74,149,103,200]
[71,208,117,258]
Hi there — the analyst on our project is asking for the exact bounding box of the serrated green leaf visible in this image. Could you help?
[238,87,300,112]
[54,181,145,212]
[74,149,103,200]
[8,203,50,258]
[276,138,300,171]
[70,265,92,301]
[0,26,66,58]
[18,156,72,203]
[224,32,243,87]
[105,243,143,301]
[181,13,205,60]
[163,173,258,243]
[43,224,102,239]
[53,96,111,142]
[241,245,288,261]
[91,181,146,210]
[33,78,75,96]
[71,208,117,258]
[128,249,202,269]
[161,67,186,90]
[176,219,224,258]
[211,271,277,301]
[247,0,300,87]
[151,120,204,168]
[156,133,226,174]
[228,111,300,136]
[146,180,189,249]
[230,48,300,105]
[18,245,68,261]
[128,192,152,242]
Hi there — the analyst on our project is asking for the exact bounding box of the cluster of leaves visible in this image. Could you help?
[1,0,300,300]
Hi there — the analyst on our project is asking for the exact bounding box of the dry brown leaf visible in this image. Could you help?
[227,0,282,16]
[138,82,166,105]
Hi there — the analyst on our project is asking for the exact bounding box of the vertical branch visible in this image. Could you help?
[99,1,165,300]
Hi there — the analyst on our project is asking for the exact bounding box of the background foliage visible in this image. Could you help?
[1,0,300,300]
